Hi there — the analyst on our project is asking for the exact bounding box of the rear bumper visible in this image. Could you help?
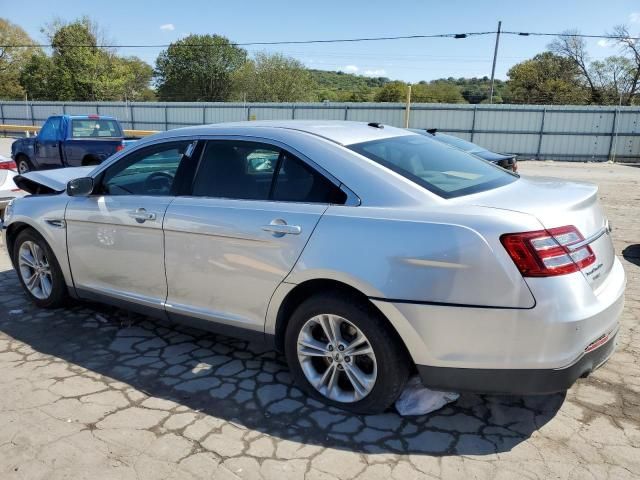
[371,255,625,394]
[416,328,617,394]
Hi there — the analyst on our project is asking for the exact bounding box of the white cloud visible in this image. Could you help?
[343,65,359,73]
[160,23,175,31]
[630,12,640,23]
[363,69,387,77]
[597,39,614,48]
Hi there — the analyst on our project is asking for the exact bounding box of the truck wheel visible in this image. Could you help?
[82,156,101,166]
[16,155,33,174]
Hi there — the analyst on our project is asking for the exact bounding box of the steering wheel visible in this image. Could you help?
[144,171,174,194]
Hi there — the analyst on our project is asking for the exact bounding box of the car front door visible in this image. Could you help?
[163,139,347,334]
[66,140,197,313]
[34,116,62,169]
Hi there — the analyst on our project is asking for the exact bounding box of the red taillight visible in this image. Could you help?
[88,114,100,119]
[116,142,125,152]
[0,160,17,170]
[501,225,595,277]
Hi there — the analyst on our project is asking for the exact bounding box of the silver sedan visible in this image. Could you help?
[2,121,625,414]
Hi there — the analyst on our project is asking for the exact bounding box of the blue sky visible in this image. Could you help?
[3,0,640,82]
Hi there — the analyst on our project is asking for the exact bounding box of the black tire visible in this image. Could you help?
[284,292,410,414]
[12,228,68,308]
[82,156,101,166]
[16,155,33,174]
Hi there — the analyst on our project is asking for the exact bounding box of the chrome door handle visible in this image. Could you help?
[261,220,302,236]
[129,208,156,223]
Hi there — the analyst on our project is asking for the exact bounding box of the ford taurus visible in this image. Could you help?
[2,121,625,414]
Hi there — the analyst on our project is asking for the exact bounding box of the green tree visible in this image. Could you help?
[19,17,153,101]
[19,52,54,100]
[0,18,40,99]
[549,31,603,104]
[505,52,586,104]
[589,56,636,105]
[374,81,407,102]
[412,82,466,103]
[155,34,246,101]
[609,25,640,105]
[233,52,315,102]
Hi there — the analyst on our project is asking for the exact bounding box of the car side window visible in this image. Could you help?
[38,117,61,142]
[272,153,347,204]
[100,141,193,196]
[192,140,347,204]
[192,141,280,200]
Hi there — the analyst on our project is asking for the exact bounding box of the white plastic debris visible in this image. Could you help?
[8,309,24,315]
[395,376,459,416]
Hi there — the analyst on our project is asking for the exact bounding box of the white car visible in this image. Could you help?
[2,121,625,414]
[0,155,24,218]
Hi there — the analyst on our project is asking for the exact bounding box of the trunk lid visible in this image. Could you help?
[460,175,614,291]
[13,166,95,194]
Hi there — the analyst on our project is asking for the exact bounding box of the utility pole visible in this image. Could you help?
[404,84,412,128]
[489,20,502,104]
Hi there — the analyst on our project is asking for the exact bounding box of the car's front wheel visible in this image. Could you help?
[285,292,410,414]
[13,229,68,308]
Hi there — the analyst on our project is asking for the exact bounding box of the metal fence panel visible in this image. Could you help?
[1,101,639,161]
[410,106,475,131]
[474,132,540,155]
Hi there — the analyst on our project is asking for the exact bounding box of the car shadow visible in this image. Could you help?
[0,268,565,456]
[622,244,640,267]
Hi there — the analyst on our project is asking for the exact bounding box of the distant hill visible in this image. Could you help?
[308,69,391,101]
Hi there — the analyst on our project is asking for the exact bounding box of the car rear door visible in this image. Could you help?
[163,138,347,333]
[65,139,197,313]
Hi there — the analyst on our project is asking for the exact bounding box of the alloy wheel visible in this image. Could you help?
[297,313,377,403]
[18,240,53,300]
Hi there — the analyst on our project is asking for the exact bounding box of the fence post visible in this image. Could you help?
[470,105,478,142]
[292,104,296,120]
[164,104,168,131]
[608,108,619,162]
[29,102,35,126]
[0,103,4,124]
[202,105,206,125]
[96,104,100,115]
[130,103,135,130]
[536,108,547,159]
[61,103,66,115]
[247,106,252,121]
[344,105,349,121]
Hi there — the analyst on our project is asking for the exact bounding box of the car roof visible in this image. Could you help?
[154,120,415,146]
[60,114,118,120]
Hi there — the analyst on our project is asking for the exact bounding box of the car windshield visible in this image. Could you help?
[71,119,122,138]
[349,134,517,198]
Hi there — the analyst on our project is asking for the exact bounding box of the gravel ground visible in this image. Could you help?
[0,159,638,479]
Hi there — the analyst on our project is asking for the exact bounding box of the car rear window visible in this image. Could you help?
[71,119,122,138]
[349,134,516,199]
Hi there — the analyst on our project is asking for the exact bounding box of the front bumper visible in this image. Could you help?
[416,328,617,394]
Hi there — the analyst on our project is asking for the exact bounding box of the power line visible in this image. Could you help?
[502,31,640,40]
[0,31,495,49]
[1,29,640,49]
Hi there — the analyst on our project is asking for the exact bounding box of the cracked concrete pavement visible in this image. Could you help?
[0,160,638,479]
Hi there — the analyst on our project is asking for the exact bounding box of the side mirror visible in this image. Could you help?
[67,177,94,197]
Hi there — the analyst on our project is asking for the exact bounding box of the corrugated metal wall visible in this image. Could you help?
[1,101,639,161]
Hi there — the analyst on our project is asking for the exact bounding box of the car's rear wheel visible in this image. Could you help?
[13,229,68,308]
[284,292,410,414]
[16,155,33,174]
